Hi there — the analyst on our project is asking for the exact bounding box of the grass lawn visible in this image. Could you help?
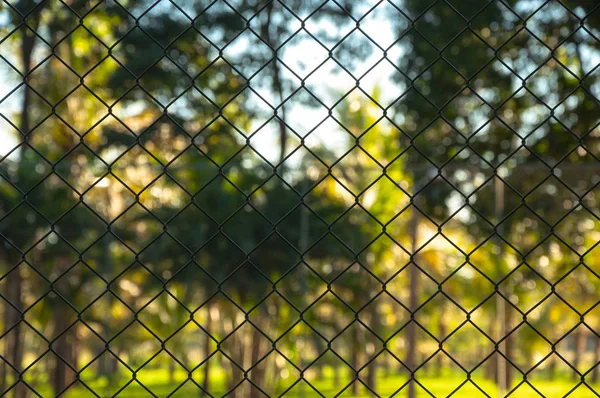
[18,367,600,397]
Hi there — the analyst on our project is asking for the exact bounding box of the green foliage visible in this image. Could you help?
[0,1,599,396]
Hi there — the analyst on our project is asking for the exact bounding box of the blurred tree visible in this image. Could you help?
[74,2,375,396]
[394,0,600,392]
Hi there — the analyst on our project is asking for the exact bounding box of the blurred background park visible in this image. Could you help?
[1,0,600,396]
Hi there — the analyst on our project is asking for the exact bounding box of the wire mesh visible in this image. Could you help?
[0,0,600,397]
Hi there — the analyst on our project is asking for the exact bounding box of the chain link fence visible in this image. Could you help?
[0,0,600,397]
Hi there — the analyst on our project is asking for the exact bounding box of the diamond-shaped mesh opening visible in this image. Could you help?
[79,350,131,396]
[526,353,580,397]
[111,28,163,77]
[388,204,438,250]
[278,318,326,362]
[501,266,553,314]
[54,144,107,192]
[506,322,552,372]
[331,207,380,253]
[333,31,382,80]
[248,292,297,338]
[80,291,134,340]
[254,351,301,396]
[28,114,81,162]
[141,116,190,164]
[140,60,193,108]
[444,322,494,369]
[304,291,354,341]
[53,261,106,310]
[29,57,79,105]
[165,262,217,308]
[110,320,162,369]
[444,263,496,312]
[137,292,189,341]
[331,262,380,310]
[55,86,107,135]
[416,293,467,341]
[388,323,439,370]
[303,233,355,281]
[331,321,383,370]
[26,293,79,340]
[500,28,552,79]
[386,263,438,307]
[304,349,353,396]
[136,350,187,392]
[221,261,271,312]
[111,203,162,252]
[112,86,162,130]
[414,352,469,395]
[276,261,327,311]
[166,203,218,250]
[28,174,79,222]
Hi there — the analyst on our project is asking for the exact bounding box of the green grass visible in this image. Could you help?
[18,367,600,397]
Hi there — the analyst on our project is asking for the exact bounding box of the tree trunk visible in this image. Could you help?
[494,175,509,393]
[69,335,77,381]
[504,304,514,390]
[572,328,586,381]
[366,354,376,390]
[4,19,40,398]
[366,304,380,390]
[7,12,45,398]
[351,324,360,396]
[548,355,557,381]
[0,348,4,396]
[201,306,213,396]
[20,35,34,142]
[406,198,420,398]
[226,328,244,398]
[260,2,288,169]
[0,245,9,395]
[436,301,447,377]
[52,254,78,396]
[333,363,340,389]
[7,272,24,398]
[591,337,600,383]
[169,357,176,384]
[315,335,325,381]
[52,302,74,396]
[382,354,390,378]
[249,323,265,398]
[485,300,497,381]
[52,330,67,395]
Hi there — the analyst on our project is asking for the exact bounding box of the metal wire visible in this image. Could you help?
[0,0,599,397]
